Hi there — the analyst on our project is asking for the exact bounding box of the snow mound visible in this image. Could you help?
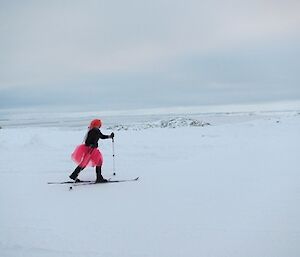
[107,117,210,131]
[160,117,210,128]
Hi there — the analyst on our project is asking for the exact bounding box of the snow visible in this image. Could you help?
[0,108,300,257]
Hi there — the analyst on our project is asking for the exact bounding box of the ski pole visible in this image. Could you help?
[112,138,116,176]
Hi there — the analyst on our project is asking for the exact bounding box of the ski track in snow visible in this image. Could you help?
[0,111,300,257]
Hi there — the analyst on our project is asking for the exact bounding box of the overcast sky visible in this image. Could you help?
[1,0,300,110]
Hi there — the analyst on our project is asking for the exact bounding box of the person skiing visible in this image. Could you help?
[69,119,114,183]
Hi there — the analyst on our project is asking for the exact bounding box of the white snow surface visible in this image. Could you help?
[0,109,300,257]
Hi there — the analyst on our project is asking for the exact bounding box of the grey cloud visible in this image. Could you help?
[0,0,300,109]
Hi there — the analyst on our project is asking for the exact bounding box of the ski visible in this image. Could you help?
[48,180,93,184]
[72,177,139,186]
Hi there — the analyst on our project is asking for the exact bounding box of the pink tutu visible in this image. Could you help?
[71,144,103,167]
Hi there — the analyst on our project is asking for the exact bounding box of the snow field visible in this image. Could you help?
[0,113,299,257]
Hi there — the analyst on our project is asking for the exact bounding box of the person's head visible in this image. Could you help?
[89,119,102,129]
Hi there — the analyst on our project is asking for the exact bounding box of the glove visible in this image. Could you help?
[110,132,115,139]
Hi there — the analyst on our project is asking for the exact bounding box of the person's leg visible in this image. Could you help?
[69,166,84,181]
[69,148,93,181]
[95,166,107,183]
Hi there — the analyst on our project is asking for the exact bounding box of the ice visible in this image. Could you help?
[107,117,211,131]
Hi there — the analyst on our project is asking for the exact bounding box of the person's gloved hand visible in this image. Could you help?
[110,132,115,139]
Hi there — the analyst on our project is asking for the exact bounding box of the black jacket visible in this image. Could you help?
[85,128,110,148]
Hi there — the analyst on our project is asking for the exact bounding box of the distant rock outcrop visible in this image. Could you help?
[107,117,210,131]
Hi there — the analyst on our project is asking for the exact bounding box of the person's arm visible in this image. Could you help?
[99,131,114,139]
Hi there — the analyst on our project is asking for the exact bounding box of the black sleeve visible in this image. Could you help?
[99,130,110,139]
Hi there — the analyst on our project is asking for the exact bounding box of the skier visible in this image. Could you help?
[69,119,114,183]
